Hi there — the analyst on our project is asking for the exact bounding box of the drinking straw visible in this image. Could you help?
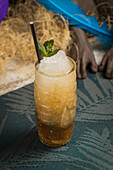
[30,22,41,63]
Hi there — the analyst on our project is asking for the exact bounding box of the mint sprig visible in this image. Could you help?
[38,39,60,59]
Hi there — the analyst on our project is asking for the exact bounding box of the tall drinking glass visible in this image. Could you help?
[34,57,77,147]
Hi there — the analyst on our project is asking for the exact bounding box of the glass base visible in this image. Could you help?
[37,121,74,147]
[39,135,72,147]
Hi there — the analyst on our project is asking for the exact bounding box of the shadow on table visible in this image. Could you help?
[1,126,66,169]
[0,126,61,158]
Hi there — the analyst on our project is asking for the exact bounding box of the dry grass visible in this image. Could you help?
[86,2,113,30]
[0,0,71,72]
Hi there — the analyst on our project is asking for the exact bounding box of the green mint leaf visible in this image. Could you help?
[38,41,47,59]
[44,39,54,52]
[38,41,46,55]
[39,50,45,59]
[48,49,60,57]
[37,40,60,59]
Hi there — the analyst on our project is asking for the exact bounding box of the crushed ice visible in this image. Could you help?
[38,50,71,76]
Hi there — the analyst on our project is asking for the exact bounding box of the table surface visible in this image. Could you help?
[0,71,113,170]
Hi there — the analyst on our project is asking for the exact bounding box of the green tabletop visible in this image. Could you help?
[0,72,113,170]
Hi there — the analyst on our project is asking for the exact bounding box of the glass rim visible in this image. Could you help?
[35,57,76,78]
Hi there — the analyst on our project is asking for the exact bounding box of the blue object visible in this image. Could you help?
[0,0,9,23]
[36,0,113,46]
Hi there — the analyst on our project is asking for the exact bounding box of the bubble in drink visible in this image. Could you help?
[34,50,77,147]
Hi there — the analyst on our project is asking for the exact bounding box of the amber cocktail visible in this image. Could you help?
[34,50,77,147]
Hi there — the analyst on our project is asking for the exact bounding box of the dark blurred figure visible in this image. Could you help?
[70,0,113,79]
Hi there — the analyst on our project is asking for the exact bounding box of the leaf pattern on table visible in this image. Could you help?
[0,126,113,169]
[1,84,35,125]
[76,73,113,122]
[0,114,8,135]
[76,127,113,169]
[0,72,113,169]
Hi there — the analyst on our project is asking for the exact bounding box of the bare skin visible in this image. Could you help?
[70,0,113,79]
[69,26,98,79]
[99,46,113,78]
